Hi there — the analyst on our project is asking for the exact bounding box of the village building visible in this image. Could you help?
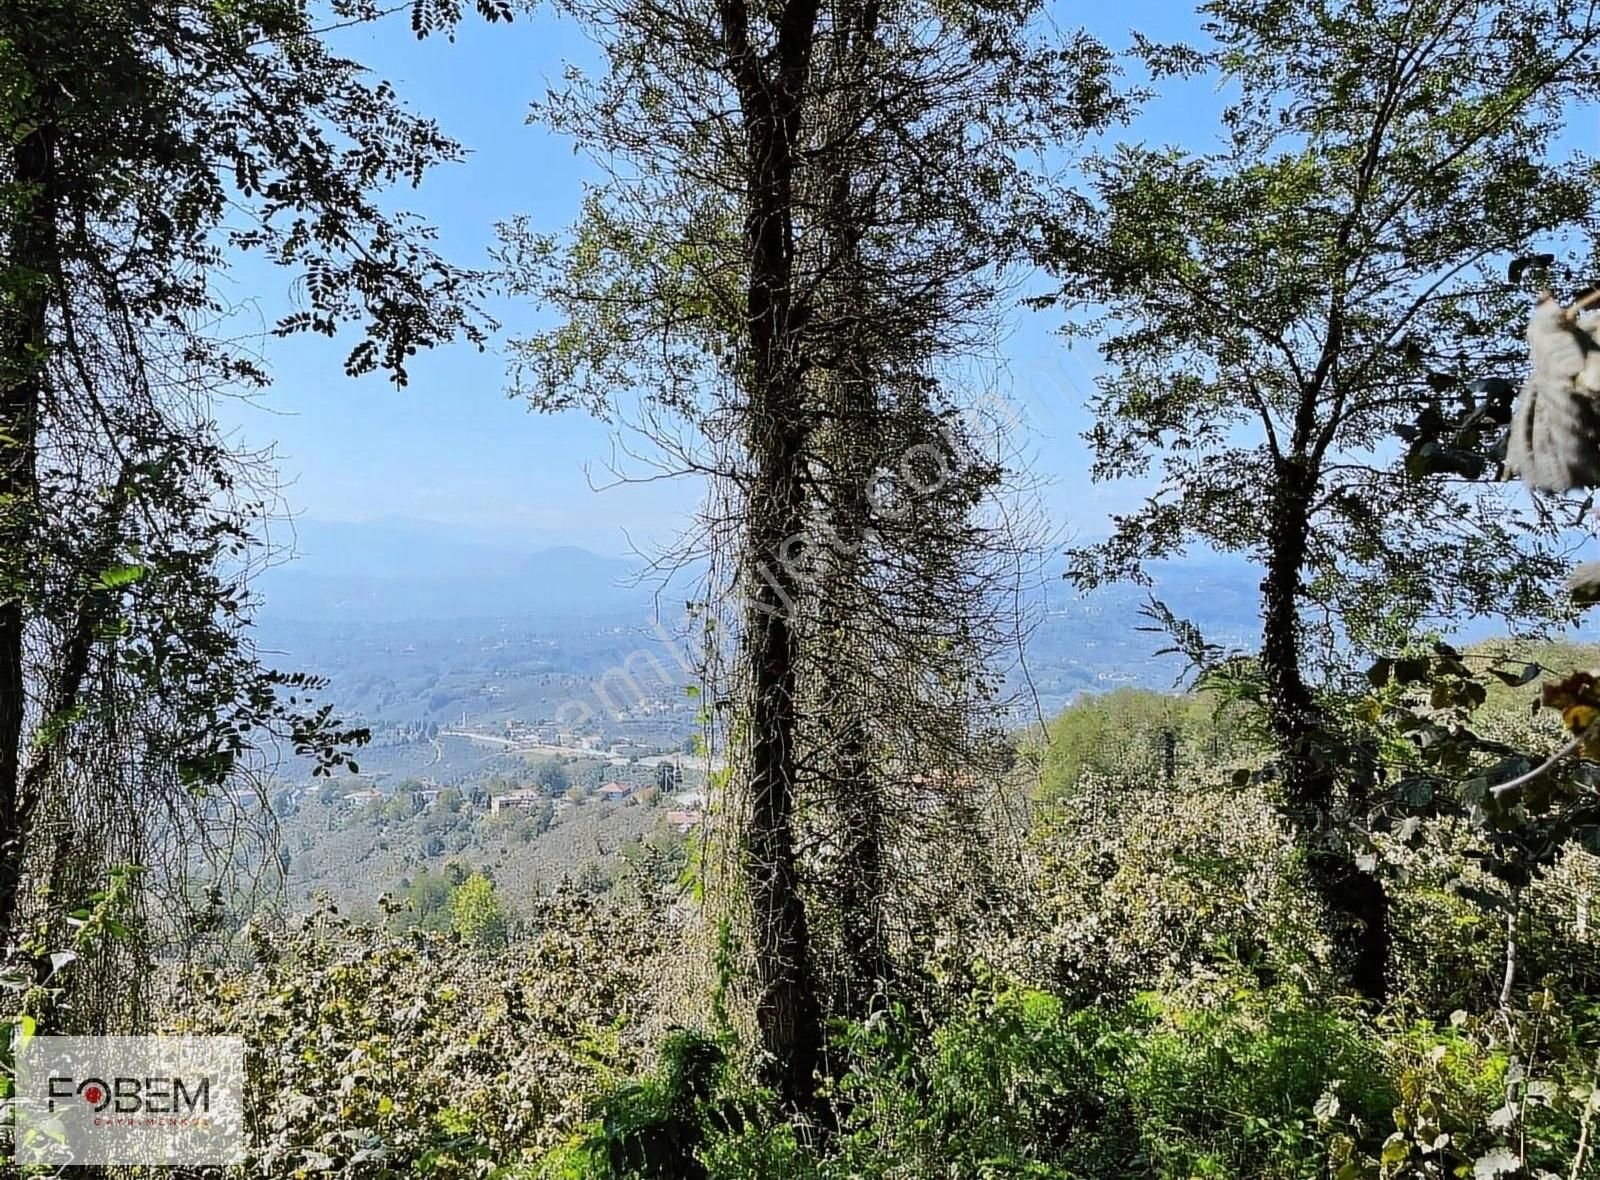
[491,788,546,815]
[665,809,702,834]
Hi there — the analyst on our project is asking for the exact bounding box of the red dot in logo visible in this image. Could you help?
[82,1085,104,1106]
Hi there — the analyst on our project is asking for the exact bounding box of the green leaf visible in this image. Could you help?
[1394,657,1430,685]
[1489,663,1541,688]
[97,563,145,589]
[1380,1133,1410,1167]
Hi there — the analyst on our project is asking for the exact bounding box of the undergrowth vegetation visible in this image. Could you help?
[133,644,1600,1179]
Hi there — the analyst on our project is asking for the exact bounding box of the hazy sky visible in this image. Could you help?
[217,2,1221,557]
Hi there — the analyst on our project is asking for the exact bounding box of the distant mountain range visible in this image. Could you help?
[246,516,1600,725]
[246,518,1278,715]
[253,517,656,622]
[252,517,1270,633]
[253,515,1597,674]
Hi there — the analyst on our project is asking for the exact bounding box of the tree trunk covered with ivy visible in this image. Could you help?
[501,0,1121,1113]
[0,112,54,934]
[722,0,832,1108]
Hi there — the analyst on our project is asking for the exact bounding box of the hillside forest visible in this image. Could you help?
[11,1,1600,1178]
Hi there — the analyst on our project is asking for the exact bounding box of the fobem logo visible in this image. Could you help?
[47,1073,211,1115]
[15,1035,243,1165]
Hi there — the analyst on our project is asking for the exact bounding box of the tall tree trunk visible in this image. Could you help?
[826,712,889,1012]
[742,502,825,1106]
[810,0,889,1019]
[721,0,827,1114]
[741,438,826,1113]
[812,519,890,1015]
[0,118,55,938]
[1261,454,1389,1002]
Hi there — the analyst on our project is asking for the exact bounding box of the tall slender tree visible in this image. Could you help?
[788,0,1100,1019]
[503,0,1119,1109]
[0,0,496,985]
[507,0,833,1108]
[1036,0,1600,1000]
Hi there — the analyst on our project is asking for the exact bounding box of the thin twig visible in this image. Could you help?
[1564,288,1600,319]
[1500,885,1521,1008]
[1570,1048,1600,1180]
[1489,723,1600,797]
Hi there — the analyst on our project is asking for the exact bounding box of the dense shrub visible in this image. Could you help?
[1004,775,1324,1003]
[809,979,1391,1180]
[164,890,678,1178]
[146,662,1600,1180]
[547,977,1599,1180]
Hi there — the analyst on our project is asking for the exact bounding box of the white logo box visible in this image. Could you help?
[13,1035,245,1166]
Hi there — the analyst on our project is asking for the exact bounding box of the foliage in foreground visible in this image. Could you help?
[163,890,678,1179]
[532,978,1600,1180]
[119,642,1600,1180]
[162,770,1600,1178]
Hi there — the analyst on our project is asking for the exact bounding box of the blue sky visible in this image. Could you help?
[218,1,1224,558]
